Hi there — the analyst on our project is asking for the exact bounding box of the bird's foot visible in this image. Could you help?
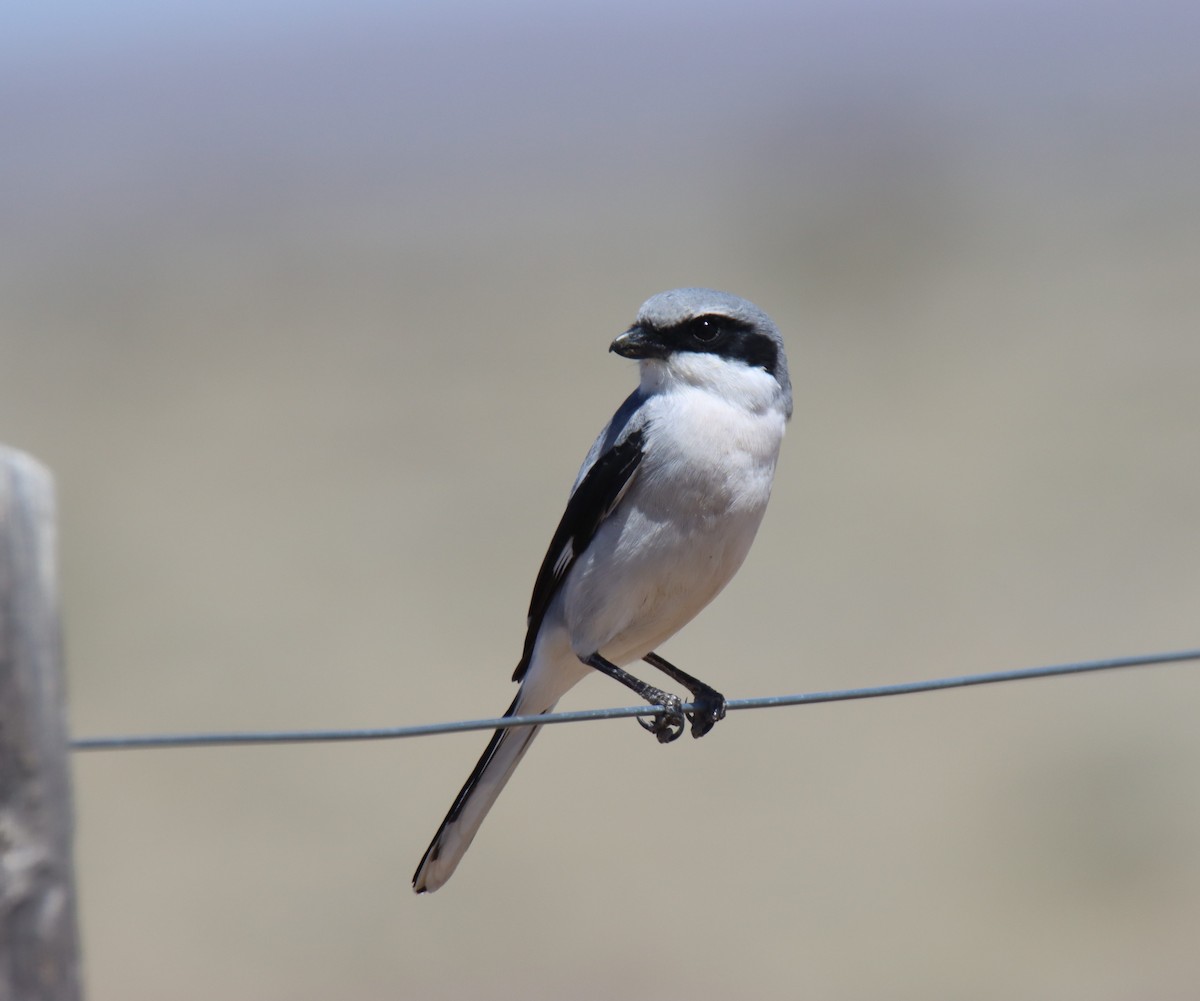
[637,690,686,744]
[685,688,727,739]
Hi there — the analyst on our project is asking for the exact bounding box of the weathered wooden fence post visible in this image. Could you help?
[0,447,83,1001]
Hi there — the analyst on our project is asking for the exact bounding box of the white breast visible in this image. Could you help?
[561,367,787,665]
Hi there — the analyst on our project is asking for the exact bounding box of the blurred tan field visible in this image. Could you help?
[3,2,1200,998]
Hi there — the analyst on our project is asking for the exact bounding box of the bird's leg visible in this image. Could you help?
[582,653,686,744]
[643,652,726,739]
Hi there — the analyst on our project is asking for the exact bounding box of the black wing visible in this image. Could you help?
[512,427,645,681]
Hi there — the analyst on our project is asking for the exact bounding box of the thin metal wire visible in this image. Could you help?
[69,647,1200,752]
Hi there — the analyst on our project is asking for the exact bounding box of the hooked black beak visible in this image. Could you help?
[609,324,665,360]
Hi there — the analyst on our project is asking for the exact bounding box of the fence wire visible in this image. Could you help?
[70,647,1200,752]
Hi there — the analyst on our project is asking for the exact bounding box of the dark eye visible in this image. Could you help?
[686,315,725,344]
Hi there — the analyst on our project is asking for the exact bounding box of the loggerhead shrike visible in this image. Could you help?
[413,288,792,893]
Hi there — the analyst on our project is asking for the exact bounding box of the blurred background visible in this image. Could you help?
[3,0,1200,997]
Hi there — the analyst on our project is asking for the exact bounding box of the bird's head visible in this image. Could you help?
[610,288,792,420]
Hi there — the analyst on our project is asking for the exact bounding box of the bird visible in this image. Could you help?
[413,287,792,893]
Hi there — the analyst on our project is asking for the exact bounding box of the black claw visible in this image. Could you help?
[686,690,727,739]
[636,693,686,744]
[641,652,727,739]
[637,713,685,743]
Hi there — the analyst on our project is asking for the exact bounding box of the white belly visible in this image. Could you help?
[560,388,784,664]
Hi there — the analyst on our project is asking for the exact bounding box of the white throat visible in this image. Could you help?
[639,353,785,416]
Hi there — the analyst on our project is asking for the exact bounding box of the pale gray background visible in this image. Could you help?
[3,1,1200,998]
